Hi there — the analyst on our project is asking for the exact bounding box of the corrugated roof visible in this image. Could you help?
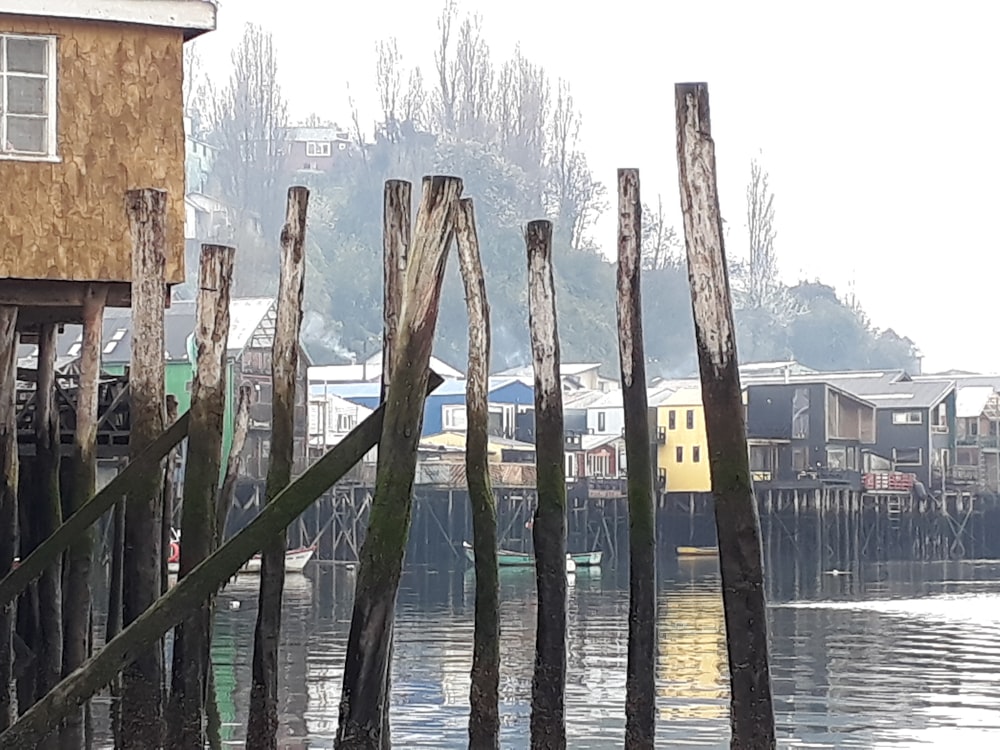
[955,386,996,418]
[580,434,623,451]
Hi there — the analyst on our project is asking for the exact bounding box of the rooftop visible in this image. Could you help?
[0,0,218,39]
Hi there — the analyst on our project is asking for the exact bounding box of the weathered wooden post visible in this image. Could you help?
[170,243,235,748]
[0,376,443,748]
[455,197,500,749]
[674,82,775,750]
[160,394,179,598]
[34,324,63,721]
[336,175,463,749]
[0,306,17,731]
[248,186,310,750]
[378,178,410,748]
[121,187,169,747]
[616,168,657,748]
[216,385,253,547]
[62,285,107,749]
[525,219,568,750]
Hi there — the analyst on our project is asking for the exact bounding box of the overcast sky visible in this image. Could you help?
[193,0,999,374]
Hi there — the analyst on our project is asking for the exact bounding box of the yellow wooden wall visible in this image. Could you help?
[0,15,186,286]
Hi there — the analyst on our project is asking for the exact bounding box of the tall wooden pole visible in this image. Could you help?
[336,176,462,750]
[121,187,168,748]
[248,186,310,750]
[160,394,179,598]
[170,243,235,748]
[62,285,107,750]
[0,306,18,731]
[525,219,567,750]
[616,168,657,747]
[0,376,443,749]
[216,385,253,548]
[33,324,63,725]
[378,178,410,748]
[455,198,500,749]
[674,82,775,750]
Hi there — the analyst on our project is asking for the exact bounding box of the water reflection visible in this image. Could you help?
[91,557,1000,748]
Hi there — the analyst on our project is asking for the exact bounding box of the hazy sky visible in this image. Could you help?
[192,0,1000,374]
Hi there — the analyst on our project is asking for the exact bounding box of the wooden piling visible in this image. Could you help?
[0,306,18,731]
[455,197,500,749]
[61,284,107,748]
[160,394,179,598]
[121,187,169,748]
[170,243,235,748]
[379,178,410,748]
[674,82,775,750]
[33,324,63,719]
[0,375,443,749]
[248,186,310,750]
[217,385,253,547]
[336,176,463,749]
[525,219,568,750]
[616,168,657,748]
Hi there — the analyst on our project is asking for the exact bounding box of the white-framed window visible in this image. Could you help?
[305,141,331,157]
[586,452,610,477]
[442,404,468,431]
[893,447,922,466]
[0,34,58,160]
[892,410,923,425]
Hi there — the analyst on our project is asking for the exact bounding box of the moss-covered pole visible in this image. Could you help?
[525,219,568,750]
[0,415,190,611]
[248,186,310,750]
[336,175,463,749]
[0,306,18,731]
[0,376,442,749]
[122,187,169,747]
[33,324,63,722]
[616,168,657,748]
[67,301,110,750]
[160,394,180,598]
[378,178,410,748]
[455,197,500,750]
[674,82,775,750]
[170,243,235,748]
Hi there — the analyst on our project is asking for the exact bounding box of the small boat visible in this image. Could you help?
[463,542,577,573]
[570,551,603,567]
[166,537,316,575]
[676,546,718,558]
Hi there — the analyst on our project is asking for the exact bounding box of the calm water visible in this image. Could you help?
[186,556,1000,749]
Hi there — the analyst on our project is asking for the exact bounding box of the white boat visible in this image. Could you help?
[166,542,316,575]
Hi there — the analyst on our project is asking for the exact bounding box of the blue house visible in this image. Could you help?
[312,376,534,438]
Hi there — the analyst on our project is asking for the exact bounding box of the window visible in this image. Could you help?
[686,410,695,430]
[675,446,684,463]
[969,419,980,437]
[791,447,808,470]
[336,412,356,432]
[892,411,923,425]
[598,411,606,432]
[893,447,922,466]
[692,446,701,463]
[749,445,776,471]
[565,453,576,478]
[305,141,332,157]
[826,447,847,470]
[668,410,676,430]
[1,34,57,159]
[792,388,810,439]
[586,452,610,477]
[442,404,468,431]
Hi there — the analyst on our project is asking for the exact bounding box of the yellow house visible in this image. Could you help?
[654,386,750,493]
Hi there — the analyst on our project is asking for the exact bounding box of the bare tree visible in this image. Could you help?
[207,23,289,241]
[433,1,459,133]
[454,14,494,140]
[641,195,681,270]
[547,80,606,250]
[376,39,403,143]
[732,157,799,322]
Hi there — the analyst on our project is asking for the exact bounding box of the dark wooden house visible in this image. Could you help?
[745,381,877,490]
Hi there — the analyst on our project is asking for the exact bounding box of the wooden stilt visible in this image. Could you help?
[0,306,18,731]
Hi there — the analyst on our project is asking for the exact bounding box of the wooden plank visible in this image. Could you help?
[674,82,775,750]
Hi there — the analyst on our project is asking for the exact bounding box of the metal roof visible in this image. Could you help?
[955,386,997,419]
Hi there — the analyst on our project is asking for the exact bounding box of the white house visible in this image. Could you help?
[308,393,377,463]
[586,390,625,436]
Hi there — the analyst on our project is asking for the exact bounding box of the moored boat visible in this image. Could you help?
[166,531,316,575]
[676,545,718,558]
[462,542,587,572]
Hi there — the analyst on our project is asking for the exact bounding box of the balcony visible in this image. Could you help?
[655,426,667,445]
[948,464,981,485]
[957,435,999,449]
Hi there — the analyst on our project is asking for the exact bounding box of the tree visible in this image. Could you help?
[641,195,681,270]
[205,23,289,290]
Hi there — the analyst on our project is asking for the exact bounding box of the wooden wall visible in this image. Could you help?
[0,15,186,286]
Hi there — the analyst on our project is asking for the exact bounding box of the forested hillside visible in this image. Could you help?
[184,10,920,377]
